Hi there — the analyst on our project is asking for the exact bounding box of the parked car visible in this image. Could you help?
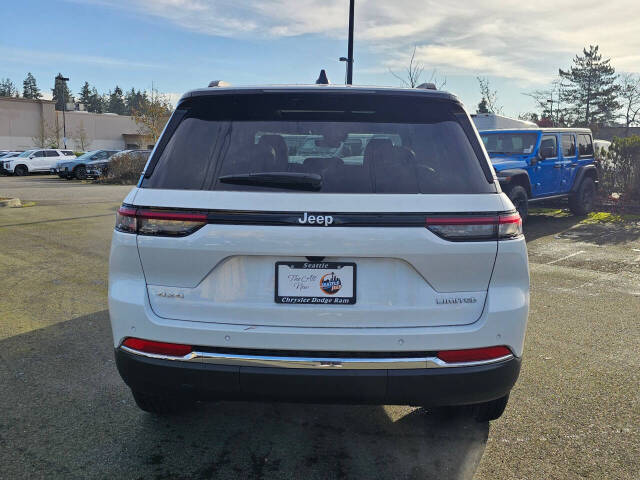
[109,83,529,421]
[53,150,118,179]
[479,128,597,220]
[2,149,76,176]
[0,152,22,174]
[85,149,150,178]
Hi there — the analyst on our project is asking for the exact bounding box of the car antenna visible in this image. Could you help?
[315,69,330,85]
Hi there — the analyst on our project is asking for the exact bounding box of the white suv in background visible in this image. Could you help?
[109,84,529,421]
[2,148,76,175]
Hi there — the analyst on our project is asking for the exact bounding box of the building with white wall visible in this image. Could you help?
[0,96,153,151]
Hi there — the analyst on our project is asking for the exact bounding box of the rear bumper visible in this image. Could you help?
[115,348,521,406]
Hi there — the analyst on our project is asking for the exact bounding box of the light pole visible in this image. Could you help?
[56,74,70,148]
[546,98,553,126]
[339,0,355,84]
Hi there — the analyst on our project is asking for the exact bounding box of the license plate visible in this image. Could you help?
[275,262,356,305]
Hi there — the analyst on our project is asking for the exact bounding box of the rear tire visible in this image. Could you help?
[14,165,28,176]
[507,185,529,221]
[131,390,191,414]
[569,176,595,216]
[471,394,509,422]
[74,165,87,180]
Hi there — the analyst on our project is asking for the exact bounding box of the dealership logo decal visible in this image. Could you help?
[319,272,342,295]
[298,212,334,226]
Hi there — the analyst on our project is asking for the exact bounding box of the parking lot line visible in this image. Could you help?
[546,250,585,265]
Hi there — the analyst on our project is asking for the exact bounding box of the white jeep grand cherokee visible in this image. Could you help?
[109,84,529,421]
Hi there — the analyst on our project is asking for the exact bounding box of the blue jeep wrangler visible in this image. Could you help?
[479,129,598,220]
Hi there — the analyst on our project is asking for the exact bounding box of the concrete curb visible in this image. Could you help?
[0,197,22,207]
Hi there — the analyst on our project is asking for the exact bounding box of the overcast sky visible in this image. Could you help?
[2,0,639,116]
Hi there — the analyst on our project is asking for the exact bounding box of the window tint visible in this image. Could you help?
[480,133,538,155]
[578,134,593,156]
[540,136,557,157]
[62,150,74,155]
[561,134,576,157]
[33,150,46,157]
[94,151,109,160]
[44,150,59,157]
[143,94,494,194]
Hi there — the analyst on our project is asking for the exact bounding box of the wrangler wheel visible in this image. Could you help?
[569,177,595,216]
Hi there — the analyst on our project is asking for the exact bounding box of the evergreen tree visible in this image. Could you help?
[477,97,489,114]
[22,73,41,99]
[52,73,74,110]
[0,78,19,97]
[78,81,92,107]
[88,87,105,113]
[559,45,621,126]
[106,86,126,115]
[125,88,149,115]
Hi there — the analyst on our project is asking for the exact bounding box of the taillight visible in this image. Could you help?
[115,206,137,233]
[426,212,522,241]
[497,212,523,239]
[437,346,512,363]
[122,337,193,357]
[115,205,207,237]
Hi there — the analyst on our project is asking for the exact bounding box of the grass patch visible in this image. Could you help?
[529,208,640,224]
[580,211,640,224]
[528,208,571,218]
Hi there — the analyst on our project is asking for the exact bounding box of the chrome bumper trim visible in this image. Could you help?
[120,346,514,370]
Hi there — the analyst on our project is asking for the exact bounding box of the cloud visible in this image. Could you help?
[0,46,159,69]
[75,0,640,83]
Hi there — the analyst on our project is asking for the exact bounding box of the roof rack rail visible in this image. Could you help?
[208,80,230,87]
[416,82,436,90]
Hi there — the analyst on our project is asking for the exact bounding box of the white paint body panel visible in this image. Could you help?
[109,190,529,356]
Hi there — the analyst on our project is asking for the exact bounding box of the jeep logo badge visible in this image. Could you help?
[298,212,334,226]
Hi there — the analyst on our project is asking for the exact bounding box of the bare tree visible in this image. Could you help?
[477,77,502,114]
[390,46,446,89]
[73,121,91,151]
[132,86,172,145]
[32,120,60,148]
[618,73,640,135]
[524,77,574,126]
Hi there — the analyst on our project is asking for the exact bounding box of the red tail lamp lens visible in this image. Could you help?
[122,338,193,357]
[114,204,207,236]
[437,346,512,363]
[426,213,523,241]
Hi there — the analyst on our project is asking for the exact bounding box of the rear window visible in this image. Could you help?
[578,134,593,156]
[142,93,494,194]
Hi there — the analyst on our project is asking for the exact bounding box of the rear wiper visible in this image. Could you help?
[218,172,322,191]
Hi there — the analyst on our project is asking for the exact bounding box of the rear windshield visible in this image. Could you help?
[480,132,539,155]
[142,93,494,194]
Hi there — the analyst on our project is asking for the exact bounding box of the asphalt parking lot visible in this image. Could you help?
[1,175,638,480]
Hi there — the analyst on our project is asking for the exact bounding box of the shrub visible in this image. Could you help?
[100,152,147,184]
[600,136,640,201]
